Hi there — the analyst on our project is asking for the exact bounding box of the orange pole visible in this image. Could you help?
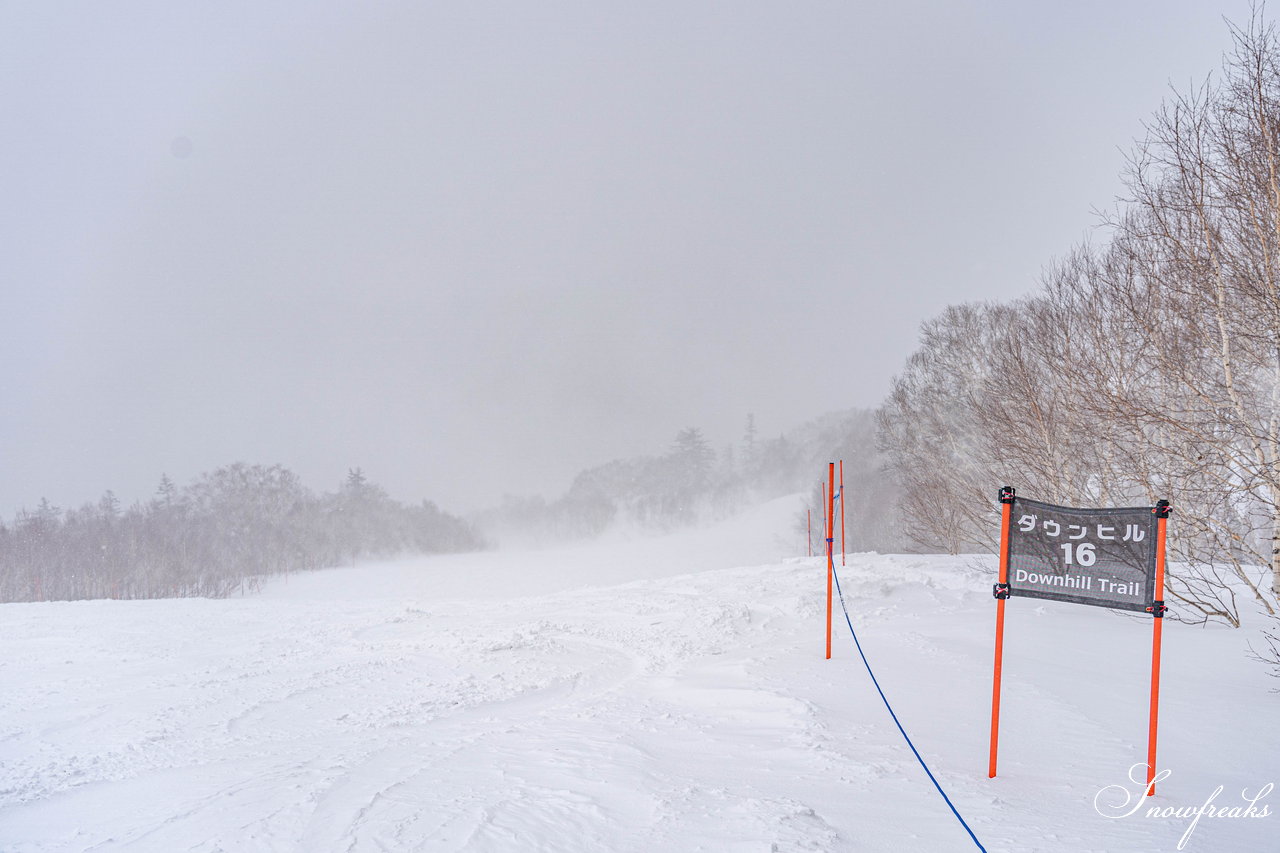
[989,487,1014,778]
[1146,501,1170,795]
[825,462,835,660]
[819,484,826,561]
[840,459,846,565]
[819,483,825,562]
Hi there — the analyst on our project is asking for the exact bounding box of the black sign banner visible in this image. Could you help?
[1005,497,1158,613]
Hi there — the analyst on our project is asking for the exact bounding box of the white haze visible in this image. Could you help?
[0,0,1252,516]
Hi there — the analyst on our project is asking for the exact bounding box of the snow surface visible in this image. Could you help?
[1,495,1276,852]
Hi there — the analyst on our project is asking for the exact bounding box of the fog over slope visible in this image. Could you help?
[0,1,1246,519]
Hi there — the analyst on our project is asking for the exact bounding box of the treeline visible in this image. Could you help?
[476,421,783,545]
[0,463,484,602]
[477,410,903,552]
[879,17,1280,628]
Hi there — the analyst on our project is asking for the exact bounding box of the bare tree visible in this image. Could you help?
[878,13,1280,631]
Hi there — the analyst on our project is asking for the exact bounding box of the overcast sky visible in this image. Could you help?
[0,1,1257,516]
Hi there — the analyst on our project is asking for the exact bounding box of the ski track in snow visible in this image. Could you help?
[0,498,1276,852]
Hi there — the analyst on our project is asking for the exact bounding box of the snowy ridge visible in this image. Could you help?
[0,500,1275,851]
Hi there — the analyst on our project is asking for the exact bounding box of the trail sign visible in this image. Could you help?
[988,487,1172,796]
[1006,497,1158,613]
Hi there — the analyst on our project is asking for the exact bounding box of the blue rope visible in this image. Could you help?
[829,562,987,852]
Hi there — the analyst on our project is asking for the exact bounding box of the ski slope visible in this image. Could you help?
[0,496,1275,852]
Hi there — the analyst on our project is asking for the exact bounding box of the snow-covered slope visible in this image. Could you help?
[1,496,1275,852]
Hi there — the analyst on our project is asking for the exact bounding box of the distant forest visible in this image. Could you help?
[474,409,904,554]
[2,409,899,605]
[0,464,483,603]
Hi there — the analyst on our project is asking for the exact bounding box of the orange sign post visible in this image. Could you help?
[1145,499,1171,795]
[825,463,834,660]
[988,486,1014,778]
[986,488,1171,786]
